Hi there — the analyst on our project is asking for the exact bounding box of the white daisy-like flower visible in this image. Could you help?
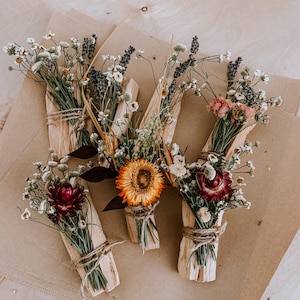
[129,101,139,112]
[254,69,262,77]
[113,71,123,83]
[43,31,55,40]
[173,154,185,165]
[22,192,29,201]
[135,49,144,59]
[235,92,245,101]
[169,163,187,177]
[197,207,211,223]
[207,153,219,164]
[78,220,87,229]
[232,153,241,165]
[261,74,269,84]
[246,161,255,169]
[26,38,35,44]
[21,208,31,220]
[237,176,246,186]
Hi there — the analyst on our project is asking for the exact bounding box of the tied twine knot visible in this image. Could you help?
[73,240,124,299]
[182,221,227,255]
[46,107,88,133]
[126,201,159,254]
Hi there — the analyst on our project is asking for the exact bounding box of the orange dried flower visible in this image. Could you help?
[116,159,165,206]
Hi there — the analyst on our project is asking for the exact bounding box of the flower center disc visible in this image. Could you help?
[137,169,151,190]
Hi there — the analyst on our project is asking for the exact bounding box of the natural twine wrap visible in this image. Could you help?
[46,107,87,131]
[183,221,227,255]
[73,240,124,298]
[125,201,159,254]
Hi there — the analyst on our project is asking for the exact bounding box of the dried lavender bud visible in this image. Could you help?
[165,79,176,103]
[190,36,199,54]
[119,45,135,74]
[88,34,97,59]
[227,56,243,86]
[174,55,196,78]
[88,67,107,101]
[81,37,89,59]
[241,81,255,107]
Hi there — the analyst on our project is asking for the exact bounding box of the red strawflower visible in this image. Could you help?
[47,183,85,223]
[196,170,233,201]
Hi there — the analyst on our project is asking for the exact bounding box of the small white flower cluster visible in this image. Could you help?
[219,51,232,63]
[102,54,125,85]
[21,149,90,221]
[229,188,251,209]
[180,78,201,96]
[168,143,187,178]
[3,31,90,97]
[169,43,187,63]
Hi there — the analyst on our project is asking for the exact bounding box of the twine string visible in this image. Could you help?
[46,107,88,144]
[73,240,124,298]
[183,221,227,255]
[46,108,84,124]
[126,201,159,254]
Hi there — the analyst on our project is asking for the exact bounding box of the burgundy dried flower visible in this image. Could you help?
[196,170,233,201]
[47,183,85,222]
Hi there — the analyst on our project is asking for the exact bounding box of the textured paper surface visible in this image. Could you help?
[1,9,300,300]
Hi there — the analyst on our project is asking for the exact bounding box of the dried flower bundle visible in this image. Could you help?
[21,149,115,296]
[3,32,100,152]
[163,56,283,281]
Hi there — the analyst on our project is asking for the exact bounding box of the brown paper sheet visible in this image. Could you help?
[1,9,300,300]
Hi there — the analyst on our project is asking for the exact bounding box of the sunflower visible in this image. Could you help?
[116,159,165,206]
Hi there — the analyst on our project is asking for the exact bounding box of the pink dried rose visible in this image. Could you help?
[207,97,234,118]
[196,170,233,201]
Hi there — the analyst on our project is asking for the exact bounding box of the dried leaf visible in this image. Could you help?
[68,146,98,159]
[80,166,118,182]
[103,196,128,211]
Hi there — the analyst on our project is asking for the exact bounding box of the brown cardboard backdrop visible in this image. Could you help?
[0,9,300,300]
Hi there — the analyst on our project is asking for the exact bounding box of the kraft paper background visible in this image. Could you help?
[0,10,299,300]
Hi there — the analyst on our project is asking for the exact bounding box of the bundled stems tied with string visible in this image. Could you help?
[124,201,160,253]
[178,200,226,283]
[72,240,124,298]
[182,219,227,267]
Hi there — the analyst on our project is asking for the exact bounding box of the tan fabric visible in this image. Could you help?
[1,9,300,300]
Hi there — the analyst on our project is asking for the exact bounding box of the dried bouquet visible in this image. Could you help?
[20,149,120,297]
[3,32,99,156]
[79,36,230,252]
[163,56,283,281]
